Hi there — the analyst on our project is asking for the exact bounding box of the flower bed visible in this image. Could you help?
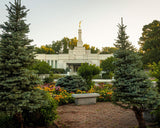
[36,82,113,105]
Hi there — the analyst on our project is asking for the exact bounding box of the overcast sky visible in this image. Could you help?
[0,0,160,50]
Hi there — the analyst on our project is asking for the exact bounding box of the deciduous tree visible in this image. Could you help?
[100,56,116,78]
[139,20,160,65]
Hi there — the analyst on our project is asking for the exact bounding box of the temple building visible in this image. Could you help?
[35,24,113,74]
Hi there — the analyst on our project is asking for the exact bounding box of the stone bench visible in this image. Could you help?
[72,93,100,105]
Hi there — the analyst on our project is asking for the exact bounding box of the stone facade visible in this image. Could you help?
[35,27,113,73]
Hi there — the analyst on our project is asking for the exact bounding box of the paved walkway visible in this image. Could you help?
[54,102,139,128]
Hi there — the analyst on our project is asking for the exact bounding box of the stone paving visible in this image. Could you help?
[54,102,139,128]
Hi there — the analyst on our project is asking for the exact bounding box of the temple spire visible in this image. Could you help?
[77,21,83,47]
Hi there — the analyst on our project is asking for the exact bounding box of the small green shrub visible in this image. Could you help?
[51,68,65,74]
[154,107,160,125]
[43,73,64,83]
[77,63,101,89]
[0,112,19,128]
[23,92,57,127]
[102,72,114,79]
[92,74,102,79]
[44,77,54,83]
[55,75,87,92]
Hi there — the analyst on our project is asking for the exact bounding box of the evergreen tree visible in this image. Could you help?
[113,18,160,128]
[0,1,48,128]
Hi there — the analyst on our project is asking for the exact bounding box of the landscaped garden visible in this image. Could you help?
[37,81,113,106]
[1,0,160,128]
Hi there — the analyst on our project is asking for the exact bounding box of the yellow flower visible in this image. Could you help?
[107,92,113,95]
[99,96,103,99]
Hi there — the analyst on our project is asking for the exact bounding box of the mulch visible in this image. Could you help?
[26,102,159,128]
[54,102,138,128]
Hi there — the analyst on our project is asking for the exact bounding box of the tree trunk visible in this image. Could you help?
[132,106,147,128]
[15,113,24,128]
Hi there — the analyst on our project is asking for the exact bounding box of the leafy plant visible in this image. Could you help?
[51,68,65,74]
[0,112,19,128]
[30,60,52,74]
[77,63,101,89]
[149,61,160,92]
[100,57,116,79]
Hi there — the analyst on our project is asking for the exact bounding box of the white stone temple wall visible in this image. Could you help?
[35,26,113,71]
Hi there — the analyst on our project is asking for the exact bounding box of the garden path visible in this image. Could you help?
[54,102,138,128]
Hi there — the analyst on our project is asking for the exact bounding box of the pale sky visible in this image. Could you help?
[0,0,160,50]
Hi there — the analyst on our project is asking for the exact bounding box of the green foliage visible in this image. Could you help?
[35,45,54,54]
[43,73,64,83]
[83,44,100,53]
[35,37,78,54]
[113,18,159,109]
[52,37,77,54]
[149,61,160,92]
[55,75,87,92]
[93,84,113,102]
[43,76,54,84]
[77,63,101,89]
[113,18,160,128]
[51,68,65,74]
[23,92,57,126]
[0,112,19,128]
[53,87,75,105]
[30,60,52,74]
[0,1,50,125]
[91,46,100,53]
[100,47,118,54]
[154,106,160,124]
[100,57,116,79]
[102,72,114,79]
[139,20,160,65]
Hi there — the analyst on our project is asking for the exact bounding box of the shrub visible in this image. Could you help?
[93,84,113,102]
[23,92,57,127]
[102,72,114,79]
[55,75,87,92]
[51,68,65,74]
[154,107,160,124]
[53,88,75,105]
[43,73,65,83]
[77,63,101,89]
[0,112,19,128]
[100,57,116,74]
[30,60,52,74]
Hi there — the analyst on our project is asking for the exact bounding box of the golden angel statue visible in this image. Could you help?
[79,21,82,28]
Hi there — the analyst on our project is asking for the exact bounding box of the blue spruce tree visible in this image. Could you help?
[113,18,160,128]
[0,1,49,128]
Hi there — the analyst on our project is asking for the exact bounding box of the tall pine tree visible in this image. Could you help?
[0,1,48,128]
[113,18,160,128]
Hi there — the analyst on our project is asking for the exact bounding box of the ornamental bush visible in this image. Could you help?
[55,75,87,92]
[0,112,19,128]
[77,63,101,89]
[23,92,57,127]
